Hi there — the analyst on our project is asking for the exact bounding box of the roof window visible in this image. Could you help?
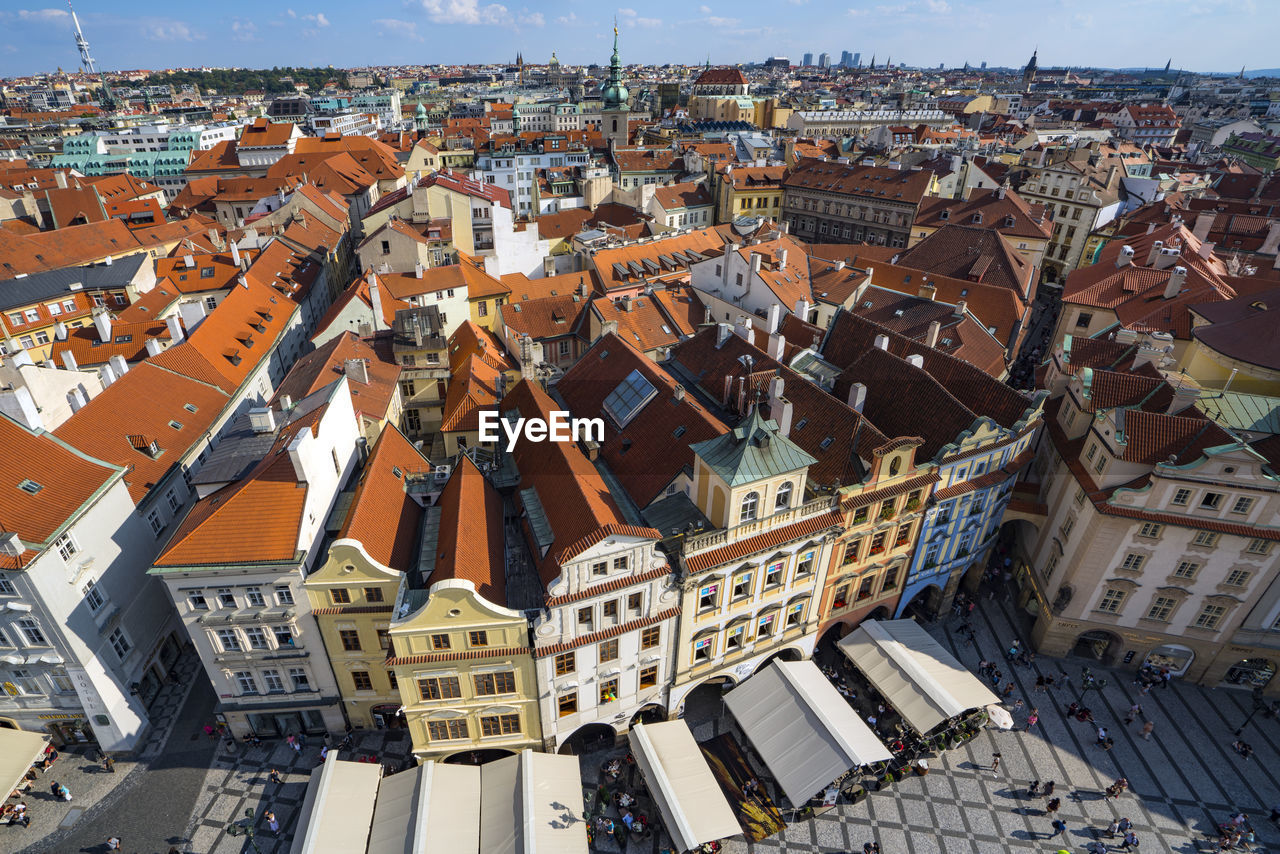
[17,479,42,495]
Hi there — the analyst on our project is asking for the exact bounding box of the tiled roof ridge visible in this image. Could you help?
[534,607,681,657]
[684,508,842,573]
[546,564,674,607]
[556,522,663,565]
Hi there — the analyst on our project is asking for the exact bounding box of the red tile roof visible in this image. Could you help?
[685,509,842,573]
[338,425,428,571]
[430,454,507,603]
[272,331,402,425]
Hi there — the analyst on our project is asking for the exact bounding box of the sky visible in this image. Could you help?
[0,0,1275,79]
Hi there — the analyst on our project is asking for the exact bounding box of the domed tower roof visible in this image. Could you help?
[549,51,560,67]
[414,101,427,117]
[601,24,630,111]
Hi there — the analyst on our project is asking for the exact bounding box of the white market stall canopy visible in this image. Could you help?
[0,728,47,799]
[628,721,740,853]
[291,749,587,854]
[289,753,383,854]
[724,659,892,807]
[838,618,1000,734]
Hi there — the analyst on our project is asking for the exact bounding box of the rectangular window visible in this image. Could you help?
[273,626,294,647]
[599,676,619,705]
[245,587,265,607]
[0,576,15,596]
[1097,589,1126,613]
[555,652,575,676]
[330,588,351,605]
[418,676,461,700]
[733,572,753,599]
[757,613,775,637]
[480,713,520,736]
[698,583,719,611]
[591,561,608,576]
[641,626,660,649]
[83,581,105,613]
[1232,497,1254,515]
[427,719,469,740]
[1120,553,1145,571]
[289,668,310,691]
[387,670,398,690]
[765,561,784,587]
[627,592,642,615]
[352,671,374,691]
[1194,604,1227,630]
[1173,561,1200,579]
[1093,454,1107,475]
[364,587,385,603]
[786,603,804,627]
[375,629,390,650]
[431,634,451,650]
[726,624,745,650]
[693,636,714,662]
[833,584,850,608]
[602,600,618,621]
[147,509,164,536]
[474,671,516,695]
[843,539,862,565]
[858,576,875,600]
[1171,488,1191,506]
[1138,523,1162,539]
[1193,531,1220,547]
[245,628,269,649]
[217,588,236,608]
[613,556,628,571]
[217,629,241,652]
[1226,570,1251,587]
[235,671,258,694]
[639,664,658,689]
[1200,492,1223,510]
[1247,539,1272,555]
[108,627,131,660]
[1145,597,1177,622]
[54,533,78,561]
[796,551,814,575]
[339,630,361,651]
[881,566,900,592]
[468,630,488,647]
[262,670,285,693]
[599,639,619,662]
[275,586,294,605]
[577,606,593,630]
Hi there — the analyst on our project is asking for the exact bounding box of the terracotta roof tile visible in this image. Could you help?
[338,425,428,571]
[684,509,842,573]
[535,608,681,656]
[893,224,1033,299]
[272,331,402,425]
[430,454,507,603]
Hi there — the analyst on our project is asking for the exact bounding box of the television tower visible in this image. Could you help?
[68,2,96,74]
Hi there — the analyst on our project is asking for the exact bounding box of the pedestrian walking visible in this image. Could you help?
[320,745,330,761]
[1049,818,1067,838]
[1118,817,1132,833]
[102,754,115,773]
[203,724,216,741]
[1125,703,1143,724]
[1088,842,1108,854]
[1043,780,1055,797]
[296,732,307,748]
[863,843,880,854]
[1107,819,1121,837]
[1096,725,1108,744]
[1140,720,1154,740]
[1121,830,1140,849]
[1002,683,1015,699]
[1046,797,1061,816]
[1025,709,1039,732]
[106,836,122,850]
[265,809,280,834]
[268,768,283,785]
[1027,780,1040,798]
[288,735,301,755]
[991,752,1001,772]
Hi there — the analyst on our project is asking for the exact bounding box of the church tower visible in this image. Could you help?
[1022,49,1038,93]
[600,24,631,150]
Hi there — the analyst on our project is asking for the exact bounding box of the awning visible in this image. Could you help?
[724,659,892,806]
[838,618,1000,734]
[481,749,588,854]
[288,753,383,854]
[0,728,47,799]
[628,721,740,852]
[367,761,480,854]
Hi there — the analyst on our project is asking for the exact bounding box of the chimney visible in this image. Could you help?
[53,320,68,341]
[925,320,941,347]
[230,242,241,267]
[847,382,867,412]
[715,323,732,348]
[673,384,686,402]
[763,302,780,333]
[778,248,788,268]
[1146,240,1165,266]
[906,353,925,368]
[165,314,185,343]
[109,354,129,377]
[183,254,195,269]
[918,281,936,300]
[61,351,79,372]
[1164,266,1187,299]
[54,170,68,189]
[794,298,810,319]
[768,332,786,360]
[368,273,386,330]
[1192,211,1215,241]
[873,334,890,351]
[344,358,369,384]
[953,299,967,318]
[67,386,87,413]
[248,406,277,434]
[622,295,633,312]
[835,260,845,271]
[1167,376,1201,415]
[1116,245,1134,268]
[178,299,207,333]
[733,319,755,346]
[780,220,790,234]
[769,380,793,438]
[415,260,424,279]
[98,362,115,387]
[750,252,762,274]
[92,307,112,343]
[1198,241,1216,260]
[997,185,1007,200]
[145,338,163,357]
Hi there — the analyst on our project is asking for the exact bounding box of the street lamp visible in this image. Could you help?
[225,808,262,853]
[1234,686,1276,737]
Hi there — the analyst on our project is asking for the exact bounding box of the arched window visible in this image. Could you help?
[775,482,793,509]
[889,456,901,477]
[740,492,759,522]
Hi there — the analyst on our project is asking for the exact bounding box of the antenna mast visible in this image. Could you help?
[68,2,96,74]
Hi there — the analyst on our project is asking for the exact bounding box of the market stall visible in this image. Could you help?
[628,720,740,853]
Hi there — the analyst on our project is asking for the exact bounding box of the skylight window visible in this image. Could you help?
[603,368,658,428]
[17,479,42,495]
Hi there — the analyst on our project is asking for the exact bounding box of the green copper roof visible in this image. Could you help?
[690,408,816,486]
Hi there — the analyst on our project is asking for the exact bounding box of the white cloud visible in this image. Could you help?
[555,11,578,24]
[924,0,950,11]
[145,21,200,41]
[374,18,424,40]
[705,16,740,26]
[698,4,711,12]
[286,8,297,17]
[518,9,545,26]
[786,0,809,5]
[15,8,69,22]
[420,0,511,25]
[231,19,259,41]
[617,9,660,27]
